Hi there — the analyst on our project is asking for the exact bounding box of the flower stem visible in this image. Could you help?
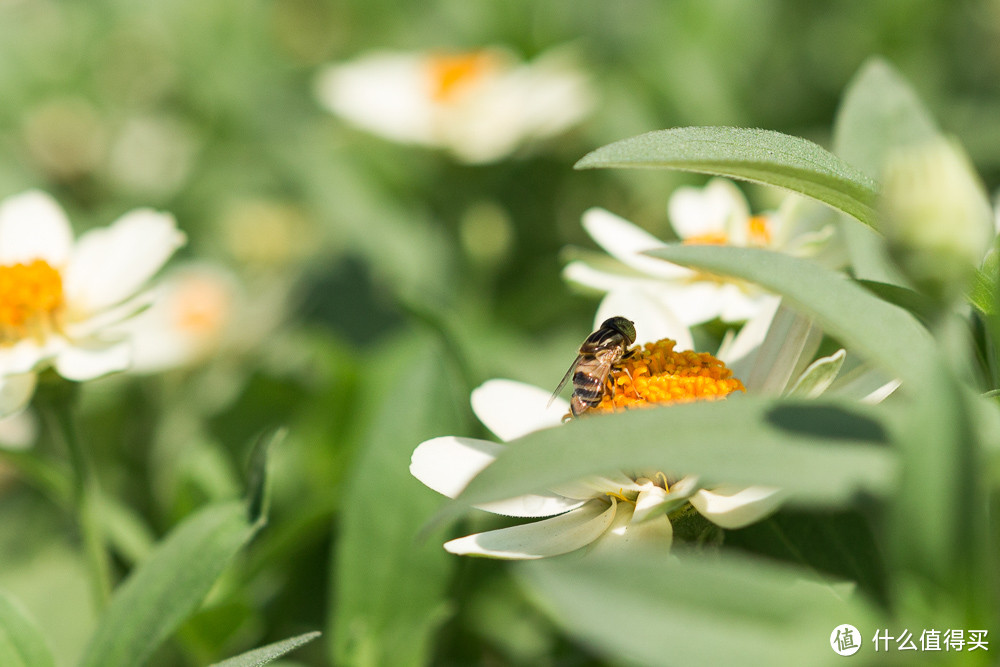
[41,399,112,610]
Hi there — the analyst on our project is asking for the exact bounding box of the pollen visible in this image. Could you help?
[427,52,495,103]
[747,215,772,246]
[0,259,64,342]
[591,338,745,414]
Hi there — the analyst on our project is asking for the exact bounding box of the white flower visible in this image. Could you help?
[315,46,594,164]
[109,263,239,374]
[0,190,185,415]
[564,178,842,325]
[409,292,787,560]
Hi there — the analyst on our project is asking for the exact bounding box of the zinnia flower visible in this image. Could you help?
[315,46,594,163]
[0,190,185,415]
[564,178,843,325]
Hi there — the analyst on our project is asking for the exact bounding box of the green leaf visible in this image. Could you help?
[453,396,893,512]
[644,244,935,387]
[833,57,940,181]
[0,590,55,667]
[575,126,879,227]
[518,548,878,667]
[78,502,260,667]
[210,631,321,667]
[330,334,467,667]
[787,350,846,399]
[246,427,285,527]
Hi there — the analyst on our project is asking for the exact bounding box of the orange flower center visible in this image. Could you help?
[0,259,64,343]
[170,277,230,336]
[590,338,745,414]
[747,215,772,246]
[427,52,495,103]
[683,232,729,246]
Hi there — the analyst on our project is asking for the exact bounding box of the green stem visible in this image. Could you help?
[42,401,112,610]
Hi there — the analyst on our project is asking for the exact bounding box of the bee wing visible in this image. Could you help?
[548,355,582,407]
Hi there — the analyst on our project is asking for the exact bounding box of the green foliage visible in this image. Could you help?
[0,591,55,667]
[210,632,321,667]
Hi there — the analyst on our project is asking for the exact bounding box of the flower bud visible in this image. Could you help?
[879,138,994,304]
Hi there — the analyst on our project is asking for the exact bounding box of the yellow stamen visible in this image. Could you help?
[0,259,64,343]
[606,489,633,504]
[426,52,495,103]
[591,338,745,414]
[748,215,772,246]
[683,232,729,246]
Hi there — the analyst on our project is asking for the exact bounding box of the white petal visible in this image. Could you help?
[581,208,688,279]
[716,297,780,367]
[631,483,671,523]
[652,282,731,326]
[410,435,503,498]
[64,209,185,314]
[410,436,585,518]
[471,379,566,442]
[0,339,58,375]
[668,178,750,241]
[53,340,131,381]
[590,502,673,554]
[444,499,616,559]
[689,485,785,529]
[562,260,688,298]
[0,409,38,450]
[0,190,74,266]
[0,373,37,418]
[595,289,694,351]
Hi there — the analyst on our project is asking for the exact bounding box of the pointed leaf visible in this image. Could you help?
[576,126,879,227]
[79,502,260,667]
[0,591,55,667]
[210,631,321,667]
[643,244,935,386]
[330,335,467,667]
[452,396,893,513]
[518,548,878,667]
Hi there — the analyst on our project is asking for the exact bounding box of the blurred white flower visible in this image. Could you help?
[564,178,841,325]
[315,46,594,163]
[409,292,787,560]
[109,263,239,374]
[0,409,38,451]
[0,190,185,415]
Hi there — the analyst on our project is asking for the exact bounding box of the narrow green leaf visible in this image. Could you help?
[210,631,321,667]
[575,126,879,227]
[246,427,285,527]
[787,350,846,399]
[453,396,893,512]
[0,590,55,667]
[644,245,935,387]
[518,548,878,667]
[78,502,260,667]
[330,335,467,667]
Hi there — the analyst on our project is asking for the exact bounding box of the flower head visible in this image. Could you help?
[315,46,594,163]
[0,190,185,415]
[564,178,842,325]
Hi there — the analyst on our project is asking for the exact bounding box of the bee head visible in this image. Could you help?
[601,316,636,345]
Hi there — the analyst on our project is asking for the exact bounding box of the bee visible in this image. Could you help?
[549,316,637,417]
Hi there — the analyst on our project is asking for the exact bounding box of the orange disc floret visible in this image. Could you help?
[0,259,64,341]
[427,52,495,102]
[591,338,745,414]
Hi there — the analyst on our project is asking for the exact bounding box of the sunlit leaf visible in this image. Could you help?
[518,548,878,667]
[78,502,260,667]
[644,244,935,386]
[575,126,879,227]
[0,590,54,667]
[453,396,894,512]
[329,334,467,667]
[210,631,321,667]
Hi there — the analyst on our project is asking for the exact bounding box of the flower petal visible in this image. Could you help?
[590,502,673,554]
[631,482,671,524]
[0,190,74,266]
[0,409,38,450]
[689,485,785,529]
[471,379,566,442]
[594,289,694,351]
[444,499,616,559]
[581,208,688,279]
[53,340,131,381]
[787,349,846,398]
[410,436,586,517]
[64,209,185,314]
[668,178,750,241]
[0,373,36,418]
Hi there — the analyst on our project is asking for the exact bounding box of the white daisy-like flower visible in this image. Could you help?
[0,190,185,415]
[564,178,842,326]
[315,46,594,164]
[409,291,790,560]
[109,263,239,374]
